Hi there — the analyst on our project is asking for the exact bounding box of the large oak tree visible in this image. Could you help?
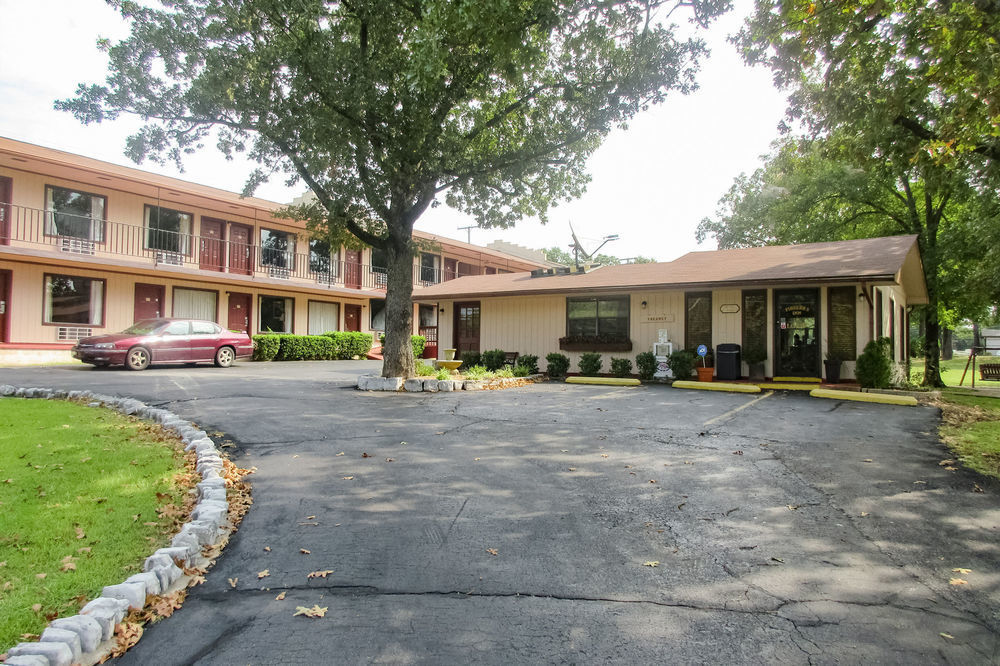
[60,0,730,377]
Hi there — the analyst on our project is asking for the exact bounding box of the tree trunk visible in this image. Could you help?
[940,327,953,360]
[380,236,416,378]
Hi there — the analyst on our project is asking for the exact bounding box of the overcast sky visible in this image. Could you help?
[0,0,787,262]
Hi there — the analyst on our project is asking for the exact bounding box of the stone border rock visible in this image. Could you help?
[357,374,546,392]
[0,385,234,666]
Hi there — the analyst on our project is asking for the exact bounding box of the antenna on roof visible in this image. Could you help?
[568,221,619,269]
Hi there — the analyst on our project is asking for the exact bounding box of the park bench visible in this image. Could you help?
[503,351,520,368]
[981,363,1000,381]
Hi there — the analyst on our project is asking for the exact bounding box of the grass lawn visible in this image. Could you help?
[0,398,195,649]
[936,389,1000,481]
[910,356,1000,387]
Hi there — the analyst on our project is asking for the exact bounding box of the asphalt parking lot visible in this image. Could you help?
[3,361,999,664]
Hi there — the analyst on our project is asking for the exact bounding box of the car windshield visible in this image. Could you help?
[121,320,162,335]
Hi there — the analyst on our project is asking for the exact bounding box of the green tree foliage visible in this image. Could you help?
[716,1,1000,387]
[58,0,729,377]
[544,246,657,265]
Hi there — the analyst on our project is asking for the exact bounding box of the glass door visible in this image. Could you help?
[774,289,820,377]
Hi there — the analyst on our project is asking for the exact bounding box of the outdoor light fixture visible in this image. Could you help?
[440,308,445,313]
[641,300,648,309]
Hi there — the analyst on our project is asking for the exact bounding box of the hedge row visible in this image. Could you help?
[252,331,375,361]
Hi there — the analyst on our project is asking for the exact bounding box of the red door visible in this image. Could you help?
[453,301,481,358]
[0,176,11,245]
[0,270,10,343]
[443,258,457,281]
[344,250,362,289]
[229,223,252,275]
[344,304,361,332]
[200,217,225,271]
[134,284,164,322]
[227,292,252,334]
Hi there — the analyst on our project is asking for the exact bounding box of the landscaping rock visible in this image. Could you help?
[438,380,454,392]
[2,654,50,666]
[197,477,227,497]
[381,377,403,391]
[403,378,424,392]
[7,642,73,666]
[49,615,103,652]
[463,380,484,391]
[39,627,82,663]
[101,581,147,610]
[80,597,129,640]
[154,546,197,567]
[422,378,439,392]
[125,571,162,597]
[192,500,228,526]
[452,380,464,390]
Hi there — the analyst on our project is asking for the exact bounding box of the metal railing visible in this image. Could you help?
[0,202,442,291]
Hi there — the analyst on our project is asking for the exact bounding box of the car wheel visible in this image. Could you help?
[125,346,150,371]
[214,346,235,368]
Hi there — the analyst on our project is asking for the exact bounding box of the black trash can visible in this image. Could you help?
[716,343,741,381]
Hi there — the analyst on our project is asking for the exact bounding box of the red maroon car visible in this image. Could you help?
[72,318,253,370]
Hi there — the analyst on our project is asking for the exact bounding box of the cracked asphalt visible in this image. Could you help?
[4,361,999,664]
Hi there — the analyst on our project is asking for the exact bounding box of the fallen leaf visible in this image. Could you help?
[944,466,958,471]
[77,547,91,554]
[684,461,693,465]
[952,568,972,574]
[74,526,86,540]
[600,454,609,459]
[860,512,870,517]
[486,548,498,556]
[361,452,371,458]
[560,449,569,453]
[264,546,271,552]
[335,452,345,456]
[32,603,42,612]
[399,441,407,445]
[939,459,955,466]
[60,556,77,572]
[275,591,286,600]
[35,573,47,579]
[258,569,270,579]
[940,633,954,640]
[293,605,328,618]
[300,548,311,554]
[649,480,657,484]
[643,561,659,567]
[949,578,968,586]
[385,458,395,462]
[110,621,143,658]
[973,483,984,493]
[306,516,315,520]
[228,577,238,588]
[913,480,927,485]
[771,557,784,563]
[435,432,445,435]
[624,465,632,469]
[292,455,299,459]
[342,476,354,480]
[862,459,873,463]
[474,457,481,461]
[151,591,185,618]
[677,503,686,510]
[307,570,334,579]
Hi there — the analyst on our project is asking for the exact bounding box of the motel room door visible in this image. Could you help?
[344,304,362,332]
[134,284,165,321]
[344,250,362,289]
[0,270,9,342]
[227,292,252,334]
[229,223,253,275]
[199,217,225,271]
[453,301,481,358]
[774,288,821,377]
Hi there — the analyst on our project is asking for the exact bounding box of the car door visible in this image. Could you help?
[188,321,220,361]
[149,320,192,362]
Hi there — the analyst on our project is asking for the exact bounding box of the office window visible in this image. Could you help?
[144,205,192,254]
[420,252,440,283]
[685,291,712,351]
[309,239,338,276]
[309,301,340,335]
[45,185,106,241]
[370,298,386,331]
[173,288,218,321]
[566,295,629,338]
[43,274,104,325]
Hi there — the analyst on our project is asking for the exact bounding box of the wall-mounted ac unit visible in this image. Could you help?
[58,327,93,341]
[155,251,184,266]
[268,266,290,279]
[59,237,95,255]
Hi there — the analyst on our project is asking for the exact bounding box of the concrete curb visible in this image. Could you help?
[810,388,918,406]
[671,380,762,394]
[357,373,545,392]
[0,385,236,666]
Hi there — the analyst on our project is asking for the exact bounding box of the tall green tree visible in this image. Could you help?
[732,0,1000,386]
[59,0,729,377]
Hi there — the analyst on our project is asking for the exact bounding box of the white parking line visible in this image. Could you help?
[702,391,774,427]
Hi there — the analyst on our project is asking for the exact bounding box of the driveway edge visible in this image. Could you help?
[1,385,236,666]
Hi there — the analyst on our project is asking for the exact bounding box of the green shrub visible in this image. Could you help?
[546,352,570,377]
[480,349,507,371]
[252,334,280,361]
[411,335,426,358]
[464,365,489,380]
[460,351,481,369]
[667,349,695,381]
[513,365,532,377]
[517,354,539,374]
[275,335,336,361]
[415,361,436,377]
[495,367,515,378]
[579,352,603,377]
[856,337,892,388]
[435,368,451,380]
[635,351,657,380]
[610,357,633,378]
[322,331,374,359]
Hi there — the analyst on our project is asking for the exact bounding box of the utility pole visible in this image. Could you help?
[457,225,476,243]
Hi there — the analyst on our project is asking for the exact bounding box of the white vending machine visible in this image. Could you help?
[653,329,673,379]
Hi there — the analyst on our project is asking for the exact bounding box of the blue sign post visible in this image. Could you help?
[696,344,708,358]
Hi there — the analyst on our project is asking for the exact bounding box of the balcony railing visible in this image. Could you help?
[0,202,446,291]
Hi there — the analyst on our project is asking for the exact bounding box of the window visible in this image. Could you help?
[420,252,440,283]
[260,295,293,333]
[419,304,437,328]
[45,186,106,241]
[192,321,221,335]
[742,290,767,357]
[371,248,389,274]
[261,229,294,269]
[43,274,104,325]
[370,298,386,331]
[163,321,190,336]
[309,301,340,335]
[173,288,218,321]
[685,291,712,351]
[309,239,337,276]
[827,286,857,361]
[566,295,629,338]
[144,205,192,254]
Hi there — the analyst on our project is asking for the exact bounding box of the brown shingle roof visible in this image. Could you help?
[416,235,927,301]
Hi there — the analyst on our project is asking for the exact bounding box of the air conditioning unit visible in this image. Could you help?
[59,237,95,255]
[155,251,184,266]
[58,327,93,341]
[268,266,290,279]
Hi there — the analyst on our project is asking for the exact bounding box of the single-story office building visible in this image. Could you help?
[417,235,928,381]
